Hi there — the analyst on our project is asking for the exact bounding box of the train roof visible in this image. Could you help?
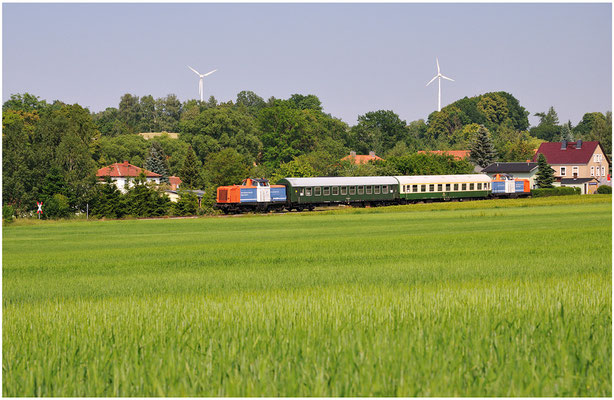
[393,174,491,184]
[277,176,399,187]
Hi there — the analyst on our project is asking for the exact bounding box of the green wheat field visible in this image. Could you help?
[3,196,612,396]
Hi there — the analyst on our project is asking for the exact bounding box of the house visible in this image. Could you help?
[165,189,206,206]
[417,150,470,161]
[169,176,182,191]
[558,178,600,195]
[481,162,539,189]
[533,140,611,185]
[96,161,161,193]
[342,151,383,164]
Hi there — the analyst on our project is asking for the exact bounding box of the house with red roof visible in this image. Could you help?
[168,176,182,191]
[96,161,162,193]
[417,150,470,161]
[342,151,384,164]
[532,141,610,187]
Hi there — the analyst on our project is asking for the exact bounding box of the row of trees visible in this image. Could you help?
[3,90,611,218]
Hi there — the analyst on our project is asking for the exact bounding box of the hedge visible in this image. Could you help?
[596,185,612,194]
[531,187,581,197]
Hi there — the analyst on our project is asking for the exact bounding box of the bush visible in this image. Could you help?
[596,185,612,194]
[170,192,199,216]
[3,205,15,223]
[44,194,72,219]
[531,187,581,197]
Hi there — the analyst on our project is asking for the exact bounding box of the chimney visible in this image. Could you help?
[561,140,567,150]
[350,151,356,157]
[576,139,582,149]
[369,151,375,157]
[123,160,130,166]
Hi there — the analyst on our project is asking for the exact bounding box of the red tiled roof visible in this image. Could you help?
[169,176,182,190]
[418,150,470,160]
[96,161,161,178]
[532,141,605,165]
[341,154,384,164]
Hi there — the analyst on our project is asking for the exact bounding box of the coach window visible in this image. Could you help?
[445,184,451,191]
[382,185,388,194]
[349,186,356,195]
[314,187,321,196]
[341,186,347,195]
[421,184,426,192]
[437,184,443,192]
[469,183,474,190]
[374,186,380,194]
[453,183,459,191]
[306,187,312,196]
[477,183,482,190]
[429,184,434,192]
[412,184,418,193]
[332,186,339,195]
[299,188,305,196]
[462,183,467,191]
[323,187,330,196]
[358,186,364,195]
[366,186,372,194]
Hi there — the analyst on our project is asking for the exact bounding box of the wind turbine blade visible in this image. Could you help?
[436,57,440,74]
[188,65,201,75]
[203,69,217,77]
[426,76,438,86]
[441,75,454,82]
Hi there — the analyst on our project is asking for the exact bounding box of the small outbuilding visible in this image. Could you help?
[555,178,600,195]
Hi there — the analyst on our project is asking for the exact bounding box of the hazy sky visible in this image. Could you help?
[2,3,612,127]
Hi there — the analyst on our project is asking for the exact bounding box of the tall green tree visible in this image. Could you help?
[350,110,409,155]
[204,148,250,187]
[145,141,170,183]
[179,146,205,189]
[118,93,140,133]
[535,153,555,188]
[470,125,497,168]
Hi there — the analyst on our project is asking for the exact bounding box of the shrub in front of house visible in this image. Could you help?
[531,187,581,197]
[596,185,612,194]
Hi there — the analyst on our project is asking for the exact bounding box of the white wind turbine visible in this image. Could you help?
[426,58,454,112]
[188,65,217,102]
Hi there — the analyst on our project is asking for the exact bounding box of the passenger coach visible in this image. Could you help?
[395,174,492,202]
[277,176,399,210]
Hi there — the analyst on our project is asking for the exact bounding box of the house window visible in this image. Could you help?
[591,166,595,176]
[349,186,356,195]
[332,186,339,195]
[323,187,330,196]
[572,167,579,177]
[305,187,312,196]
[358,186,364,195]
[560,167,566,176]
[366,186,372,194]
[412,185,418,193]
[341,186,347,195]
[602,166,606,176]
[595,154,602,162]
[596,167,600,177]
[374,186,380,194]
[314,187,321,196]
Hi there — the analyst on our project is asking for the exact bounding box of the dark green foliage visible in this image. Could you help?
[535,153,556,189]
[145,141,170,183]
[91,177,126,219]
[204,148,250,188]
[236,91,266,115]
[123,173,170,217]
[2,93,48,113]
[3,205,15,223]
[470,126,497,168]
[574,112,612,155]
[44,194,72,219]
[596,185,612,194]
[531,187,580,197]
[171,192,199,216]
[530,107,561,142]
[179,146,205,189]
[350,110,409,156]
[386,153,475,176]
[288,94,323,111]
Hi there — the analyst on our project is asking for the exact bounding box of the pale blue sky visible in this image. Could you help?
[3,3,612,127]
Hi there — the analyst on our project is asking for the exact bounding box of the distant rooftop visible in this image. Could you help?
[139,132,179,140]
[482,162,538,173]
[417,150,470,160]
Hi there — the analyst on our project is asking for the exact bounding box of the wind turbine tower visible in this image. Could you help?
[188,66,217,102]
[426,58,454,112]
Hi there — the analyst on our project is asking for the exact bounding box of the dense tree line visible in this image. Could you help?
[3,90,611,219]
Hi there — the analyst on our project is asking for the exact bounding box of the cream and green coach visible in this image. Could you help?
[394,174,492,202]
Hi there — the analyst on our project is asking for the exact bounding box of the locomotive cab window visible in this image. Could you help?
[350,186,356,195]
[323,187,330,196]
[341,186,347,195]
[314,187,321,196]
[332,187,339,195]
[366,186,372,194]
[374,186,380,194]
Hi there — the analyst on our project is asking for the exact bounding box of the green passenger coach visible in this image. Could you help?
[394,174,492,201]
[277,176,399,210]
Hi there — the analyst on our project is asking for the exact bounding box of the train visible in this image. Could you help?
[215,173,530,214]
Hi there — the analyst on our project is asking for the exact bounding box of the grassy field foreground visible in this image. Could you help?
[3,196,612,396]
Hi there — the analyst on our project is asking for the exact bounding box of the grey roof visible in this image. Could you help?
[278,176,399,187]
[560,178,598,184]
[482,162,538,173]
